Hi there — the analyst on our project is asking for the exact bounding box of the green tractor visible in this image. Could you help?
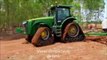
[21,5,85,46]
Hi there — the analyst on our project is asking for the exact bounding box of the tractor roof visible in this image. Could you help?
[50,5,72,10]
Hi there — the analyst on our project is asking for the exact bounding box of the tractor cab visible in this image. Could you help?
[48,5,72,24]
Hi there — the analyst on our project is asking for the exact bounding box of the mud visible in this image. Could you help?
[0,36,107,60]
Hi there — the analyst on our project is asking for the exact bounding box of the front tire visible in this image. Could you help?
[31,27,54,47]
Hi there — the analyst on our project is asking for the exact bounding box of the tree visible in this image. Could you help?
[82,0,104,21]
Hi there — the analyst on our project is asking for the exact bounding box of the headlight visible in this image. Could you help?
[22,21,27,27]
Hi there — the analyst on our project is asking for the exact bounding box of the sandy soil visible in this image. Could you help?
[0,36,107,60]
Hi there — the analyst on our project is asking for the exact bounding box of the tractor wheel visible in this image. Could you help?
[62,22,85,42]
[31,27,54,47]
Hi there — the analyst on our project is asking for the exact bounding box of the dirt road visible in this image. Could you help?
[0,36,107,60]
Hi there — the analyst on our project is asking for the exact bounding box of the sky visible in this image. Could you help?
[81,0,107,21]
[104,0,107,19]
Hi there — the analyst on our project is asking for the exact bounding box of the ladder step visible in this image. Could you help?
[57,35,61,37]
[53,25,61,37]
[57,30,61,32]
[57,32,61,34]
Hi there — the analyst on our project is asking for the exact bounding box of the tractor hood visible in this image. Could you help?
[25,16,54,35]
[28,16,54,21]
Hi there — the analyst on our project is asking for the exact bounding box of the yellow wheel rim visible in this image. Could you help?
[68,24,78,37]
[68,27,76,34]
[41,29,49,40]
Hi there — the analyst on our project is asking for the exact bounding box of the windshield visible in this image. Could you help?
[57,8,70,20]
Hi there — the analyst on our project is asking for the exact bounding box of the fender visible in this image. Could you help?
[61,17,76,27]
[61,17,76,32]
[39,23,51,29]
[30,22,51,35]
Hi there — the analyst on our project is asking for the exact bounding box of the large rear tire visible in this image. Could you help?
[62,22,85,42]
[31,27,54,47]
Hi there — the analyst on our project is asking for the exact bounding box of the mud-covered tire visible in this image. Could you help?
[62,22,85,42]
[31,27,54,47]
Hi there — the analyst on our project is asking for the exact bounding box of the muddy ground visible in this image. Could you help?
[0,35,107,60]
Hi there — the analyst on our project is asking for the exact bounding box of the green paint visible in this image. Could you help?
[25,16,54,35]
[85,32,107,36]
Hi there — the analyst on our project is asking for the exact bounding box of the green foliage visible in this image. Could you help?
[83,0,104,10]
